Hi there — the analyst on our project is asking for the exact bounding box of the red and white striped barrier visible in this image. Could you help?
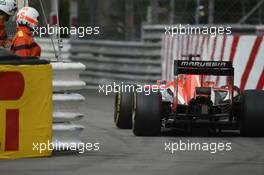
[161,34,264,90]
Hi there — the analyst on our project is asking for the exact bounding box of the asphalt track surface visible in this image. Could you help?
[1,89,264,175]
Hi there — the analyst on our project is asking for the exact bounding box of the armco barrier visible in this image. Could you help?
[36,38,71,61]
[162,34,264,90]
[70,40,162,86]
[51,62,86,151]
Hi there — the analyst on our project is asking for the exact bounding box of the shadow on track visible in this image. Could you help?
[160,128,240,138]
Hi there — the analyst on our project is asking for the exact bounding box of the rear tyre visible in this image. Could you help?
[114,92,133,129]
[240,90,264,136]
[133,92,162,136]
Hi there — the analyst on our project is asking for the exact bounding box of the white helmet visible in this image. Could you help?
[16,7,39,29]
[0,0,17,16]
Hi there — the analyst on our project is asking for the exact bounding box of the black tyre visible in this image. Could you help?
[240,90,264,136]
[114,91,134,129]
[133,92,162,136]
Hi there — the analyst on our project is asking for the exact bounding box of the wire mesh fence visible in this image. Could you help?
[5,0,264,41]
[75,0,264,40]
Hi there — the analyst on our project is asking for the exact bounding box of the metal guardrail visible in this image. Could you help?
[70,40,162,86]
[35,38,71,61]
[38,25,264,88]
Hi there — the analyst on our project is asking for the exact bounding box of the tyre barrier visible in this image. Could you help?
[51,62,86,151]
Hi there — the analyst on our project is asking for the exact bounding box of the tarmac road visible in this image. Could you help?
[1,89,264,175]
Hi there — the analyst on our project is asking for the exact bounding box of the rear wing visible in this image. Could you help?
[174,60,234,76]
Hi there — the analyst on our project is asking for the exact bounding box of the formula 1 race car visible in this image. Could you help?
[114,55,264,136]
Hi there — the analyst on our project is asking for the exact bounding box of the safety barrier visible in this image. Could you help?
[37,38,87,151]
[70,40,162,86]
[37,26,264,90]
[162,34,264,90]
[51,62,86,151]
[36,38,71,61]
